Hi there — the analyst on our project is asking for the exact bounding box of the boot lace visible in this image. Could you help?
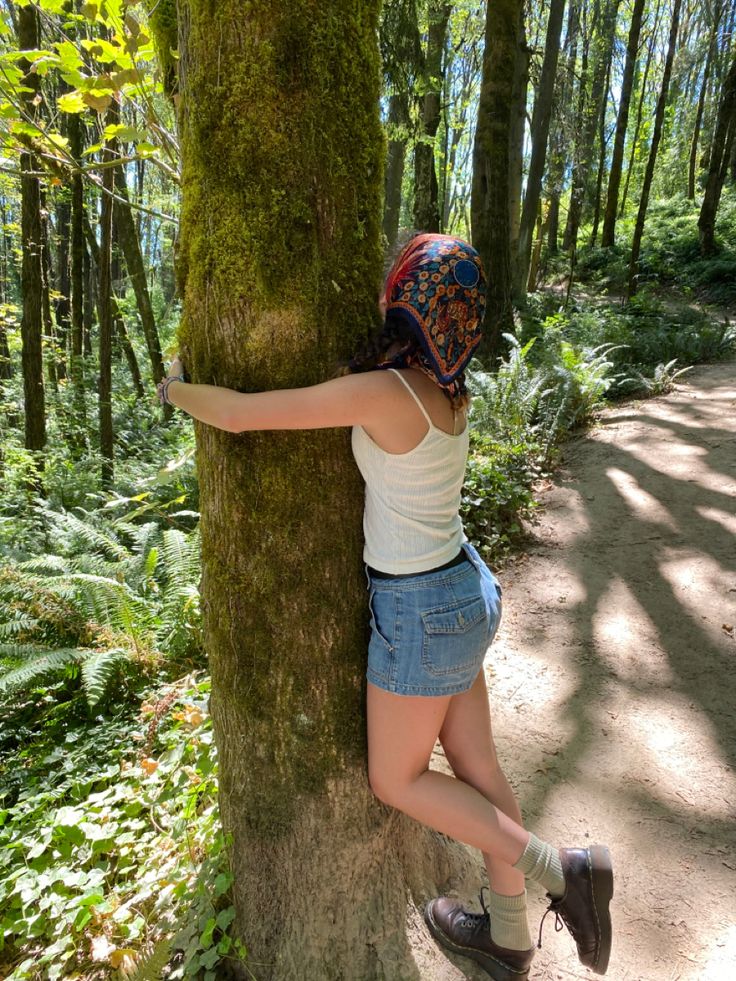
[537,896,566,950]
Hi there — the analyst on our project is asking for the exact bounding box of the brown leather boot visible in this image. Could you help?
[424,892,535,981]
[538,844,613,975]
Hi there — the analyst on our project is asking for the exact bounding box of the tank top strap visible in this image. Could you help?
[388,368,434,428]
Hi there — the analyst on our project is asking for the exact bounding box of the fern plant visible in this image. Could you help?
[0,504,202,710]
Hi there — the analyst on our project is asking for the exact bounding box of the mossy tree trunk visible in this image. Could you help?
[18,5,46,463]
[175,4,477,977]
[471,0,523,356]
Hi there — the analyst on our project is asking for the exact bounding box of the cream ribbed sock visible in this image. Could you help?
[486,889,532,950]
[513,832,565,897]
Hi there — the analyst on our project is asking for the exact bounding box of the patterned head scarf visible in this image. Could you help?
[379,233,486,398]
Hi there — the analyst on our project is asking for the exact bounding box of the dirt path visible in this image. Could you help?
[419,361,736,981]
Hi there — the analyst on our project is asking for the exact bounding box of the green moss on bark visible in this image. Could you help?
[144,0,179,98]
[177,2,383,838]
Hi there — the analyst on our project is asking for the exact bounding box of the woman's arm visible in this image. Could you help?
[164,370,389,434]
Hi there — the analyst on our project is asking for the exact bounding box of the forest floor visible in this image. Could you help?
[416,359,736,981]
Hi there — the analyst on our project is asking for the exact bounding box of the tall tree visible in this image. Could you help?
[414,0,453,232]
[688,2,724,200]
[601,0,646,246]
[516,0,566,296]
[698,50,736,254]
[628,0,683,296]
[98,110,116,486]
[547,0,581,254]
[18,3,46,464]
[171,2,475,974]
[563,0,621,253]
[380,0,421,247]
[472,0,524,353]
[113,166,167,386]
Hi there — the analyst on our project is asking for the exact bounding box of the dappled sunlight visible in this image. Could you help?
[624,695,736,821]
[695,504,736,537]
[614,440,733,495]
[658,549,735,643]
[606,467,678,531]
[592,577,676,686]
[698,923,736,977]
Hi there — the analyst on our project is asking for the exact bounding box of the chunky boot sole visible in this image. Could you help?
[424,900,531,981]
[588,844,614,975]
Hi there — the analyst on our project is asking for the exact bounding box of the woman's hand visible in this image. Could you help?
[167,354,186,380]
[157,354,188,407]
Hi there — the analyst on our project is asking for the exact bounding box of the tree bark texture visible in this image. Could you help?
[414,1,452,233]
[698,51,736,255]
[472,0,524,354]
[176,4,477,976]
[601,0,645,246]
[516,0,566,296]
[18,5,46,455]
[628,0,683,296]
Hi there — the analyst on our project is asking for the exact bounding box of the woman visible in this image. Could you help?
[158,233,613,981]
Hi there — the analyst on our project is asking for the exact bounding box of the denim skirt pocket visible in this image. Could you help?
[420,593,489,677]
[367,587,396,686]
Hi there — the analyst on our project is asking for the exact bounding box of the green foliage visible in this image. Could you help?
[0,503,202,710]
[0,675,245,981]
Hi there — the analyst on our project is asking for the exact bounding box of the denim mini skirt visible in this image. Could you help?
[365,541,502,697]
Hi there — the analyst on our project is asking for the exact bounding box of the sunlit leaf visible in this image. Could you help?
[58,91,86,114]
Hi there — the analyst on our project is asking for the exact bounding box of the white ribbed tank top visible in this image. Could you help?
[351,368,469,574]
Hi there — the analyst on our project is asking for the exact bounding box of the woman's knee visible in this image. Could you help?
[368,761,415,808]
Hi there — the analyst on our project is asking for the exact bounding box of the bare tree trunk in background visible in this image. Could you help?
[516,0,566,296]
[619,0,662,217]
[628,0,683,296]
[84,216,144,398]
[548,0,580,254]
[689,2,725,200]
[589,47,614,247]
[383,92,410,248]
[98,115,116,487]
[472,0,524,357]
[601,0,645,246]
[113,166,166,384]
[171,2,481,975]
[563,0,620,253]
[414,1,452,232]
[18,4,46,468]
[698,52,736,255]
[507,6,529,279]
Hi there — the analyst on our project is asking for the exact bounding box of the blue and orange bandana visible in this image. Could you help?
[380,233,486,398]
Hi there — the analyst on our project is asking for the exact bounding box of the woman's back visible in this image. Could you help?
[352,368,469,575]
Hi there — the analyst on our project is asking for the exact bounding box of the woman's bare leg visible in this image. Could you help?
[438,671,526,896]
[366,681,530,867]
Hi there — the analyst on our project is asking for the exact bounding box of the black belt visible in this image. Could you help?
[368,548,467,580]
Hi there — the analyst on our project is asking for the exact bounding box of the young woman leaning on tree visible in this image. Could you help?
[157,233,614,981]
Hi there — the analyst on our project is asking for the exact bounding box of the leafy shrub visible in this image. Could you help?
[0,675,245,981]
[0,504,203,712]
